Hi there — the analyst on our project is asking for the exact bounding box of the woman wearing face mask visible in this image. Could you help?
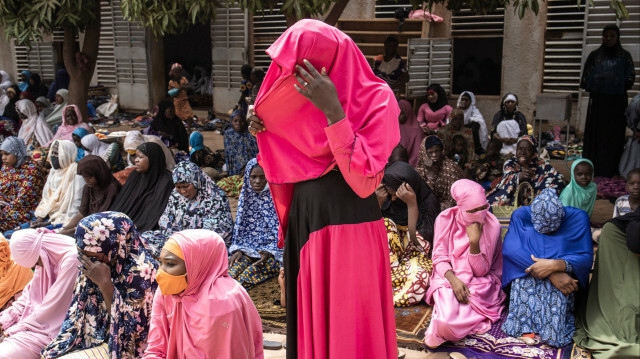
[16,99,53,152]
[491,93,527,146]
[228,159,283,289]
[0,137,46,233]
[0,229,79,359]
[42,212,158,359]
[109,142,174,232]
[45,104,92,148]
[141,161,233,257]
[415,135,464,211]
[31,140,85,228]
[424,179,505,348]
[144,229,263,359]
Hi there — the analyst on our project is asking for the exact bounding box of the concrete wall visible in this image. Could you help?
[0,29,16,83]
[341,0,376,19]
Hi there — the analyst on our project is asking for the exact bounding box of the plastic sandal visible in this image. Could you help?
[263,340,283,350]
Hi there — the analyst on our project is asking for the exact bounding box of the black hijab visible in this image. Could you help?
[151,99,189,152]
[426,83,448,112]
[109,142,174,232]
[609,205,640,254]
[2,84,20,122]
[77,155,122,215]
[381,161,441,242]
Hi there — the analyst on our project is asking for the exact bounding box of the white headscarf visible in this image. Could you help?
[81,134,110,158]
[45,89,69,126]
[34,139,85,225]
[16,99,54,148]
[456,91,489,150]
[0,71,12,91]
[124,130,176,170]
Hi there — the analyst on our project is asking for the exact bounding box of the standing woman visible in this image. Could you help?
[581,24,635,177]
[249,19,399,358]
[417,84,453,133]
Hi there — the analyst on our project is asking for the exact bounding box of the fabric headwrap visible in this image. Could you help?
[423,135,443,151]
[503,94,517,103]
[0,136,27,167]
[531,188,565,234]
[517,135,537,150]
[9,228,47,268]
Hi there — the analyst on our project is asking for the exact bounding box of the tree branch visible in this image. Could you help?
[323,0,349,26]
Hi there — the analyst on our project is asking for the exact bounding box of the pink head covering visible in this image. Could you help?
[398,99,424,167]
[451,179,490,227]
[144,229,263,358]
[254,19,400,245]
[46,104,92,147]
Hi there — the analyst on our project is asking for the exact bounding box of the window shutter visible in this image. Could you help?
[542,0,586,93]
[407,38,452,98]
[375,0,412,18]
[212,6,248,89]
[451,7,505,37]
[14,42,56,82]
[252,3,287,70]
[96,0,117,87]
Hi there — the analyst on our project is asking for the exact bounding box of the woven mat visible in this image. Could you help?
[593,177,627,199]
[247,277,287,334]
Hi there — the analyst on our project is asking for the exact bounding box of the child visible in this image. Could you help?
[217,110,259,197]
[448,134,469,168]
[559,158,598,217]
[613,168,640,217]
[470,138,504,190]
[168,63,197,128]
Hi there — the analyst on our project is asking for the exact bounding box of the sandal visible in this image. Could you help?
[263,339,283,350]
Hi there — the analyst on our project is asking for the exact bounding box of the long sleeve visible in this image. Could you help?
[0,281,31,330]
[142,292,169,359]
[431,215,453,277]
[468,252,491,278]
[417,104,428,128]
[325,118,386,198]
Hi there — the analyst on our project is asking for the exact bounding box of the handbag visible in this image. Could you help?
[492,181,534,239]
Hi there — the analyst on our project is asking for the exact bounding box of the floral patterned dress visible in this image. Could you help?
[42,212,158,359]
[386,218,432,307]
[0,159,45,232]
[141,161,234,256]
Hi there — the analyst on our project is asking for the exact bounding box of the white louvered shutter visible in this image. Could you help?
[14,42,56,82]
[407,38,452,98]
[96,0,117,87]
[252,3,287,70]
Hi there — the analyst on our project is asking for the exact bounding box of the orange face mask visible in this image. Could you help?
[155,269,188,295]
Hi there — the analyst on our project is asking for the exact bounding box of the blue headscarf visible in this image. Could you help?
[228,158,283,262]
[502,190,593,288]
[72,127,90,161]
[42,211,158,359]
[18,70,31,92]
[189,131,204,155]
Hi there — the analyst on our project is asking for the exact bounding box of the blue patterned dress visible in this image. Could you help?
[228,158,282,289]
[141,161,234,256]
[223,127,259,176]
[41,212,158,359]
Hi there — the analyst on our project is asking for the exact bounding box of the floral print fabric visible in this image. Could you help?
[141,161,233,256]
[223,127,259,176]
[0,158,45,232]
[42,212,158,359]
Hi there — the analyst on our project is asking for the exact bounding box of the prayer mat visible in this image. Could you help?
[430,311,592,359]
[593,177,627,199]
[395,303,433,345]
[247,276,287,334]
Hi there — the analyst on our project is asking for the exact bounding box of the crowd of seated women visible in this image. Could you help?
[0,72,638,358]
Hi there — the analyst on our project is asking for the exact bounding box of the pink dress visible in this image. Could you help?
[398,99,424,167]
[417,103,453,131]
[0,229,79,359]
[254,19,400,359]
[143,230,263,359]
[424,180,505,348]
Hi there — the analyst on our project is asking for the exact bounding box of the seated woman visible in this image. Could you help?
[189,131,224,172]
[141,161,233,257]
[71,127,90,162]
[574,208,640,358]
[491,93,527,147]
[45,104,92,148]
[144,230,263,358]
[559,159,597,217]
[424,179,505,348]
[58,155,122,236]
[398,99,424,167]
[457,91,489,154]
[44,89,68,127]
[42,212,158,358]
[0,235,33,311]
[487,136,565,206]
[31,139,85,228]
[501,189,593,347]
[146,99,189,153]
[219,110,259,197]
[80,134,124,172]
[0,229,79,359]
[16,99,53,152]
[228,159,282,289]
[416,135,464,211]
[35,96,53,119]
[377,161,440,307]
[116,131,176,185]
[110,142,174,232]
[417,84,453,133]
[0,137,46,233]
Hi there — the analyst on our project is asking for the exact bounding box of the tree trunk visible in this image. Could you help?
[63,4,101,122]
[324,0,350,26]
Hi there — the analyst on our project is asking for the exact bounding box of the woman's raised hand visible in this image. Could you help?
[396,182,417,205]
[294,59,345,125]
[247,106,265,136]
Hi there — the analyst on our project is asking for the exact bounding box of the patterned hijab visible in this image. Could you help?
[531,188,565,234]
[229,158,283,262]
[42,212,158,359]
[161,161,233,244]
[0,136,27,167]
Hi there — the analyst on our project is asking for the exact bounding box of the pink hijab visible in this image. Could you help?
[144,229,263,359]
[0,228,79,339]
[46,104,92,147]
[398,99,424,167]
[254,19,400,244]
[426,179,505,319]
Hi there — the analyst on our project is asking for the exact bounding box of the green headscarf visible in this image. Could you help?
[559,158,597,217]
